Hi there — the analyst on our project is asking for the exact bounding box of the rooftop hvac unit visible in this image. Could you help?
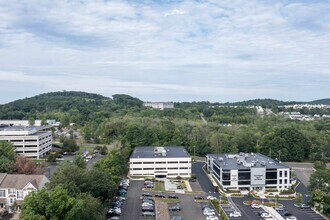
[161,150,167,157]
[218,157,223,161]
[261,161,266,166]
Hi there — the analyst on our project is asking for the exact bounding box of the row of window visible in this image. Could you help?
[132,161,190,164]
[132,167,189,170]
[0,189,23,199]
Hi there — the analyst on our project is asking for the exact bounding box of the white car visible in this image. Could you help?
[141,202,154,207]
[251,203,261,208]
[207,195,217,200]
[260,212,271,218]
[229,211,241,217]
[206,216,219,220]
[286,217,297,220]
[203,210,216,216]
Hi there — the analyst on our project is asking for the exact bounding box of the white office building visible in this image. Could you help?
[0,125,52,159]
[129,146,191,178]
[206,153,292,191]
[143,102,174,110]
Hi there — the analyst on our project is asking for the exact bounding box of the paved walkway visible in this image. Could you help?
[184,180,192,192]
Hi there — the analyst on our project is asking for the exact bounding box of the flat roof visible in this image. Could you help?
[207,153,289,170]
[130,146,191,159]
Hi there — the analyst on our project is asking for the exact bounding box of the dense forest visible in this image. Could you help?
[0,91,329,162]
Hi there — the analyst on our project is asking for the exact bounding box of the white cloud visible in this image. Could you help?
[0,0,329,103]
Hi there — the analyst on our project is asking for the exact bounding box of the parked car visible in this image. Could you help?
[142,211,155,217]
[108,216,120,220]
[206,216,219,220]
[144,180,153,185]
[300,204,310,209]
[260,212,271,218]
[283,212,292,217]
[204,209,216,216]
[142,198,154,203]
[168,194,179,199]
[229,211,241,218]
[142,206,154,212]
[285,217,297,220]
[168,205,181,211]
[142,192,153,197]
[275,206,285,211]
[251,203,261,208]
[194,195,205,200]
[206,195,217,200]
[144,184,154,188]
[155,193,166,198]
[258,211,268,216]
[189,178,197,182]
[142,202,154,207]
[108,207,121,215]
[170,216,182,220]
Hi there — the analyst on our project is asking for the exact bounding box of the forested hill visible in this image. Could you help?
[221,98,330,107]
[0,91,143,124]
[310,98,330,105]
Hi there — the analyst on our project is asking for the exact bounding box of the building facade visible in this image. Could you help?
[0,173,49,212]
[129,146,191,178]
[206,153,292,191]
[143,102,174,110]
[0,126,52,159]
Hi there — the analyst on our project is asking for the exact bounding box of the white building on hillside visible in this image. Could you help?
[143,102,174,110]
[0,120,42,126]
[0,173,49,212]
[129,146,191,178]
[206,153,292,192]
[0,125,52,159]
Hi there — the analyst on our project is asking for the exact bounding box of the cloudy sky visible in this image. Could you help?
[0,0,329,104]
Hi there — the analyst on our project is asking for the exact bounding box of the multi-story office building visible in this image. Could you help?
[206,153,292,191]
[0,125,52,159]
[129,146,191,178]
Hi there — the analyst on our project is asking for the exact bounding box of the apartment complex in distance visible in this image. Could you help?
[0,125,52,159]
[206,153,292,191]
[143,102,174,110]
[129,146,191,178]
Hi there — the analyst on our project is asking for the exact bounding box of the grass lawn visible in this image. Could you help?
[154,181,165,191]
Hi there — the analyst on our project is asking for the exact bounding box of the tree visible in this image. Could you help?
[14,156,43,174]
[62,139,79,153]
[72,156,87,169]
[0,141,16,161]
[21,186,103,220]
[296,192,303,204]
[0,156,14,173]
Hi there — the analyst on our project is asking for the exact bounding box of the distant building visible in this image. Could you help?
[0,173,49,211]
[143,102,174,110]
[129,146,191,178]
[206,153,292,191]
[0,120,42,126]
[0,125,52,159]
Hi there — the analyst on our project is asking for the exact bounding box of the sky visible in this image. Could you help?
[0,0,329,104]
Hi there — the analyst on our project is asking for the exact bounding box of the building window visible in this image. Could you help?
[143,162,154,164]
[179,161,189,163]
[284,179,287,184]
[279,179,282,184]
[180,167,189,169]
[155,162,166,164]
[279,171,282,177]
[133,162,142,164]
[9,198,15,204]
[143,168,154,170]
[155,168,166,170]
[133,168,142,170]
[284,171,288,177]
[0,190,5,197]
[17,191,23,199]
[168,167,178,170]
[8,189,16,194]
[167,161,178,164]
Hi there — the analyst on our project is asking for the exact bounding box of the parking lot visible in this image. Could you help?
[119,178,220,220]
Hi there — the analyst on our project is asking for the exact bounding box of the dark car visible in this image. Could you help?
[155,193,166,198]
[284,212,292,217]
[168,194,179,199]
[189,178,197,182]
[142,192,153,197]
[144,184,154,188]
[194,195,204,200]
[142,198,154,203]
[177,185,184,189]
[168,205,181,211]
